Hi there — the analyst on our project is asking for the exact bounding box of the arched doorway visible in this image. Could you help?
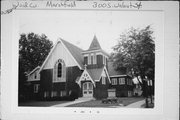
[82,82,93,97]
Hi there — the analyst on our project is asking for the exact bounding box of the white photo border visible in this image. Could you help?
[1,1,179,120]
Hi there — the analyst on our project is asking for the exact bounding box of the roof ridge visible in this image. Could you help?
[27,66,40,76]
[60,38,84,51]
[39,38,84,72]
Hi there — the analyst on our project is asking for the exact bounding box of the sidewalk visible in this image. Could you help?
[125,99,145,108]
[51,97,94,107]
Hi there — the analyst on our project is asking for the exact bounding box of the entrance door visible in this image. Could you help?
[83,82,93,97]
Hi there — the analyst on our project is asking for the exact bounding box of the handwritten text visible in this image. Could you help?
[17,2,38,8]
[46,1,76,8]
[92,2,142,9]
[1,3,18,15]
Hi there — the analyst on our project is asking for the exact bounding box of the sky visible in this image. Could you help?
[19,10,163,53]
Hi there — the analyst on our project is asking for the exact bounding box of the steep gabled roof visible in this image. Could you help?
[88,35,102,51]
[86,66,111,83]
[82,35,109,57]
[27,66,40,76]
[76,68,96,87]
[86,68,104,81]
[60,39,84,69]
[39,38,84,72]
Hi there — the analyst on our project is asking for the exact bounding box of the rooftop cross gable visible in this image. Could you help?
[39,38,84,72]
[76,68,96,88]
[60,38,84,69]
[88,35,102,51]
[26,66,40,76]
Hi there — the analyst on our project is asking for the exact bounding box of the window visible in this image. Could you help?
[57,63,62,77]
[102,77,106,85]
[88,82,93,90]
[60,91,66,97]
[88,53,97,65]
[128,91,132,97]
[44,91,49,98]
[34,72,37,79]
[83,82,87,90]
[104,56,106,64]
[127,79,132,85]
[88,54,91,64]
[147,80,153,86]
[126,79,132,85]
[53,59,66,82]
[111,78,117,85]
[103,56,105,64]
[84,56,88,65]
[91,55,93,64]
[51,91,58,97]
[93,54,97,64]
[103,56,106,65]
[119,78,125,85]
[34,84,40,93]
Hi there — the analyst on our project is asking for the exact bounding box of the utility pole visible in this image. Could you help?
[148,79,153,104]
[144,77,149,108]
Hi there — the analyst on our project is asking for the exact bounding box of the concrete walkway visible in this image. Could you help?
[125,99,145,108]
[51,97,94,107]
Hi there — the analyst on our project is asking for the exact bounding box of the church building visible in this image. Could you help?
[26,35,134,100]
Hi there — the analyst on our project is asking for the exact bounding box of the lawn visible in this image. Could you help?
[67,97,144,107]
[141,103,154,108]
[18,97,144,107]
[19,101,70,107]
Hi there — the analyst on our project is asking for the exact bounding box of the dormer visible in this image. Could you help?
[82,35,109,69]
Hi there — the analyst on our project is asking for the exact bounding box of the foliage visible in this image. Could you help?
[19,32,53,101]
[111,26,155,96]
[19,33,53,72]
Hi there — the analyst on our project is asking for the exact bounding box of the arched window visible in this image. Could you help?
[53,59,66,82]
[57,63,62,78]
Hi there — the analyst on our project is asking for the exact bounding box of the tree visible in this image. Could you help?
[19,32,53,101]
[111,25,155,98]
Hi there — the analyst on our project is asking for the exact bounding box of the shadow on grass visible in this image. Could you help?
[19,101,72,107]
[67,97,144,108]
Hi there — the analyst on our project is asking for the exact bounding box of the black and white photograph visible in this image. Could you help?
[18,6,160,109]
[1,1,179,120]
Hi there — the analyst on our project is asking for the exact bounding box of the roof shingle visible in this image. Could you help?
[86,68,104,81]
[88,35,102,51]
[61,39,84,69]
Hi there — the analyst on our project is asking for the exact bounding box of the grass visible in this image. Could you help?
[19,101,70,107]
[141,102,154,108]
[18,97,145,107]
[67,97,144,107]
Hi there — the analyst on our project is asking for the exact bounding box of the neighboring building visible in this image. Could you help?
[108,62,134,97]
[26,35,134,100]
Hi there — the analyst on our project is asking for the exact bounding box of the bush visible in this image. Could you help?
[135,93,138,96]
[69,90,78,100]
[120,93,125,97]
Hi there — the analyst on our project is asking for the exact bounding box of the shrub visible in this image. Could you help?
[69,90,78,100]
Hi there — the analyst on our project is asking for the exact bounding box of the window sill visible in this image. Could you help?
[53,81,66,83]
